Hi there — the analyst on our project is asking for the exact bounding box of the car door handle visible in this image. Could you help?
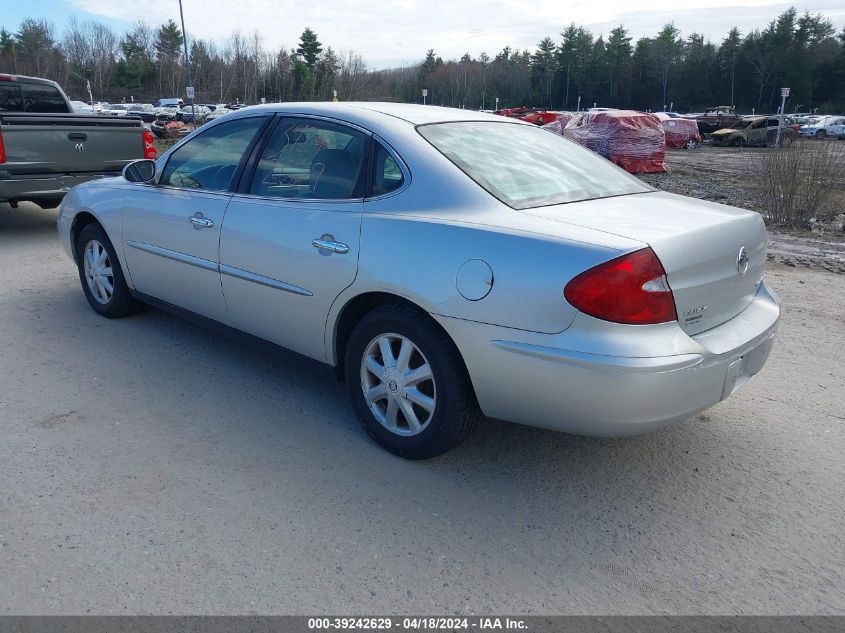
[188,215,214,228]
[312,238,349,254]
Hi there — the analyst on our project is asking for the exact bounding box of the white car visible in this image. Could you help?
[799,115,845,139]
[57,103,780,459]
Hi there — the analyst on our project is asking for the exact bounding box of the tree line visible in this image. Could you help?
[1,7,844,113]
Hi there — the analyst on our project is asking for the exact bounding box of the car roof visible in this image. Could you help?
[242,101,509,126]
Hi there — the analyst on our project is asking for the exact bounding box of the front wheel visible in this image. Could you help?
[815,130,827,139]
[76,223,142,318]
[344,304,479,459]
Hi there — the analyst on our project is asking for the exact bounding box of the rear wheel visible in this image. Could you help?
[76,223,142,318]
[815,130,827,139]
[729,137,744,147]
[344,304,478,459]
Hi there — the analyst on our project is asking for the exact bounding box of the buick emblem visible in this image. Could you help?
[388,379,399,393]
[75,143,85,152]
[736,246,749,277]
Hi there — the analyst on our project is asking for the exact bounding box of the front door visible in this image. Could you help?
[121,115,268,323]
[220,116,369,361]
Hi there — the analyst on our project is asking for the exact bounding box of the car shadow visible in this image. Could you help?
[0,202,59,235]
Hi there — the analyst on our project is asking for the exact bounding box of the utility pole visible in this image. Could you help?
[178,0,196,125]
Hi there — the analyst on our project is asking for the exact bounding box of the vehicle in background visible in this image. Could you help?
[150,114,189,139]
[176,105,212,123]
[587,107,619,112]
[655,112,701,149]
[69,100,94,114]
[126,103,158,123]
[103,103,134,117]
[56,102,779,459]
[0,74,156,209]
[688,106,742,135]
[204,107,233,123]
[153,98,184,109]
[798,115,845,139]
[709,116,795,147]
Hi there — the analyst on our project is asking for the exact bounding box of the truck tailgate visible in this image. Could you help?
[0,114,143,175]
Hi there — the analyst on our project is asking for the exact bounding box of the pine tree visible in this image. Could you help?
[296,27,322,68]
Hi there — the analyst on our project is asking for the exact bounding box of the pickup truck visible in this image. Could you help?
[0,74,156,208]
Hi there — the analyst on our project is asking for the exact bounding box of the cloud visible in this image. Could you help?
[68,0,845,67]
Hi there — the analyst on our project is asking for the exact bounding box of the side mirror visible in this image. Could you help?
[123,159,156,183]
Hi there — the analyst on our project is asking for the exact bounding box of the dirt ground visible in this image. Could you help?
[639,145,845,274]
[1,204,844,614]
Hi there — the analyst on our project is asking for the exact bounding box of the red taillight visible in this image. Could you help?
[0,74,13,82]
[564,247,677,325]
[0,129,6,164]
[142,129,156,159]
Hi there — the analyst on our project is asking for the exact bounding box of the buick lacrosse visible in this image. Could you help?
[58,103,780,459]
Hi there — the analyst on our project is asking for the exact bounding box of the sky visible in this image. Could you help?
[6,0,845,68]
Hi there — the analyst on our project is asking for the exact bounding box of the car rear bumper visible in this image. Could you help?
[435,280,780,436]
[0,172,117,203]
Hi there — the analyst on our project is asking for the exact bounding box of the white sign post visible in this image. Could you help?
[422,88,428,105]
[776,87,789,146]
[186,86,195,100]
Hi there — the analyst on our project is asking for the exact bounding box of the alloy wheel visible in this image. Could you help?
[83,239,114,305]
[360,333,437,437]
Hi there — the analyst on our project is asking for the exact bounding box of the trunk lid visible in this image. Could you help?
[519,191,767,335]
[0,113,144,175]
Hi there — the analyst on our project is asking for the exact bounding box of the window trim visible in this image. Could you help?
[151,113,272,194]
[235,113,372,204]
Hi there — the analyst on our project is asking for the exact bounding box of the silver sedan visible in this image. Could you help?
[57,103,780,459]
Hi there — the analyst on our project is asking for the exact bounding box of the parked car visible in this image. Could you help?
[153,98,184,109]
[176,105,212,123]
[69,100,94,114]
[655,111,701,149]
[103,103,134,117]
[709,116,795,147]
[126,103,158,123]
[798,115,845,139]
[57,103,780,459]
[688,106,742,135]
[0,73,156,209]
[204,107,233,123]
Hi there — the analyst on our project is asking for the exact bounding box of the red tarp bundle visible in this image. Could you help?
[495,108,563,126]
[540,112,575,135]
[654,112,702,148]
[562,110,667,174]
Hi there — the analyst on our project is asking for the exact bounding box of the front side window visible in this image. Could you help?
[418,121,651,210]
[160,116,266,191]
[370,143,405,197]
[250,118,367,200]
[21,83,69,113]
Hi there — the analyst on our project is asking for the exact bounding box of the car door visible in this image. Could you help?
[121,114,269,323]
[219,116,370,361]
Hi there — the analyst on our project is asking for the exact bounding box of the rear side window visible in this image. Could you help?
[418,121,650,209]
[21,83,70,113]
[370,143,405,197]
[160,116,266,191]
[0,84,23,111]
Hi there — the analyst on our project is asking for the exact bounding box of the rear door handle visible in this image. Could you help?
[68,132,88,142]
[189,215,214,228]
[312,238,349,254]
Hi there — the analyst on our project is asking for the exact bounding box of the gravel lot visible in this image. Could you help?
[0,203,843,615]
[641,145,845,274]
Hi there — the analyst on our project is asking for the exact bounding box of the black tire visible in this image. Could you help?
[344,303,479,459]
[815,130,826,139]
[76,222,142,318]
[729,137,743,147]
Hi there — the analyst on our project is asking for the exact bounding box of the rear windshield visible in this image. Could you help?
[21,82,69,113]
[418,121,650,209]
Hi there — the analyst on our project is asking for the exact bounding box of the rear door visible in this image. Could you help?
[219,116,369,361]
[121,114,269,324]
